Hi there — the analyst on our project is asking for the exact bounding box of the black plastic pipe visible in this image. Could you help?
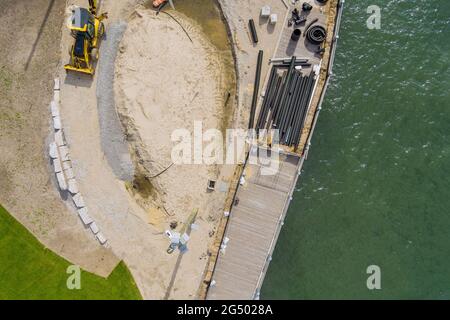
[249,50,264,129]
[249,19,258,44]
[274,57,296,128]
[257,67,276,129]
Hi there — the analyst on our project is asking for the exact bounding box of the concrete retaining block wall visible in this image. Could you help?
[48,77,108,247]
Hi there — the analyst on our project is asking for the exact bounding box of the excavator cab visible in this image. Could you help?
[64,3,107,75]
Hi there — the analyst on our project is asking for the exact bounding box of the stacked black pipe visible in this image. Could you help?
[256,56,316,147]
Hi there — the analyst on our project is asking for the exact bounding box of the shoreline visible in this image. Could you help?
[204,0,343,300]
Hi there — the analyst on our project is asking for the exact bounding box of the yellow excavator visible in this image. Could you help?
[64,0,108,75]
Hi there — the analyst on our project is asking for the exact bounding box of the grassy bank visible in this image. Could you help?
[0,205,142,300]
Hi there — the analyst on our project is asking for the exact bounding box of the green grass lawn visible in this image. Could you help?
[0,205,142,300]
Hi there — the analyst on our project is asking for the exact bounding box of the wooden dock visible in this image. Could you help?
[204,0,344,300]
[207,148,300,299]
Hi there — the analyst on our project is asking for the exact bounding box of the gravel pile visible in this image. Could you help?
[96,21,134,181]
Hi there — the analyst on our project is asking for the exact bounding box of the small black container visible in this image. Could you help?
[291,28,301,41]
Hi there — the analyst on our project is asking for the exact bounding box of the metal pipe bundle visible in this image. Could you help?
[256,58,317,147]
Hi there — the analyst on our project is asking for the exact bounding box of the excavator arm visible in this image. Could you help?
[88,0,98,15]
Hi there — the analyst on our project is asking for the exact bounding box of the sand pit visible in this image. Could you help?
[115,9,232,226]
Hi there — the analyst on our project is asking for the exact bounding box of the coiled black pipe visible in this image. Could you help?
[307,25,327,44]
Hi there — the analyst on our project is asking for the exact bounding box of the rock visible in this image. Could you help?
[53,157,62,173]
[90,222,99,234]
[49,142,58,159]
[96,232,107,245]
[78,207,93,225]
[55,130,65,146]
[67,179,79,194]
[53,116,62,130]
[53,90,60,103]
[64,166,74,180]
[50,101,60,118]
[58,146,70,161]
[62,160,72,170]
[72,193,85,208]
[54,78,60,91]
[56,172,67,191]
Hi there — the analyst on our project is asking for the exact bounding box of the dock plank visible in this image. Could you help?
[207,150,300,300]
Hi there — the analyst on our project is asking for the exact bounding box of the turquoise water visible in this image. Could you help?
[262,0,450,299]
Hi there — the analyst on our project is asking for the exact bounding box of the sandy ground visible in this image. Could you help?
[115,9,229,228]
[0,0,119,277]
[58,0,234,299]
[0,0,289,299]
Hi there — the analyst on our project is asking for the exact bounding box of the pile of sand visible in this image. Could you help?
[115,9,229,225]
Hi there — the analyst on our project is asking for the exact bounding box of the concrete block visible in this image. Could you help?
[62,160,72,170]
[72,193,85,208]
[67,179,79,194]
[49,142,58,159]
[54,78,60,91]
[90,222,99,234]
[64,167,74,180]
[269,14,278,25]
[55,130,65,147]
[56,172,67,191]
[96,232,107,245]
[58,146,70,162]
[53,157,63,173]
[53,116,62,130]
[261,5,271,18]
[53,90,60,103]
[78,207,93,225]
[50,101,60,118]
